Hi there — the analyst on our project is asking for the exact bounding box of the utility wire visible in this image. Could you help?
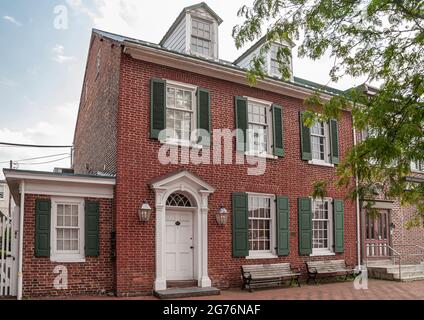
[0,142,72,148]
[17,156,71,166]
[0,153,70,164]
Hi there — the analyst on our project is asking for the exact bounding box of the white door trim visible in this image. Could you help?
[151,171,214,291]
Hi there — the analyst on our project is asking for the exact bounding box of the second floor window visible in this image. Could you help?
[191,18,212,57]
[311,121,330,162]
[166,84,195,143]
[247,100,272,155]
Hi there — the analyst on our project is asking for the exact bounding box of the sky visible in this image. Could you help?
[0,0,368,179]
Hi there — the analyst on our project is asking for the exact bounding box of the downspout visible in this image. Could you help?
[352,127,362,270]
[17,181,25,300]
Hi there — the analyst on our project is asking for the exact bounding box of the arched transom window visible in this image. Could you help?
[166,193,192,207]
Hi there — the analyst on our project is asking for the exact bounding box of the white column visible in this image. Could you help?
[154,189,167,291]
[199,192,211,288]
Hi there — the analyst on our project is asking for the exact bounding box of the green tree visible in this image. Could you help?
[233,0,424,226]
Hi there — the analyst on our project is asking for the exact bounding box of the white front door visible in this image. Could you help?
[165,210,194,280]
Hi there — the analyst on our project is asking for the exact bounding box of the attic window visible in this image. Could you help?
[191,18,212,57]
[270,45,281,77]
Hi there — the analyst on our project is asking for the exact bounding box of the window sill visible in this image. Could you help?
[160,139,203,150]
[50,257,86,263]
[308,160,334,168]
[411,170,424,174]
[310,251,336,257]
[246,253,278,260]
[245,152,278,160]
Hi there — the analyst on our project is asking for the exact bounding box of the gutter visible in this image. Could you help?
[122,41,336,102]
[17,181,25,300]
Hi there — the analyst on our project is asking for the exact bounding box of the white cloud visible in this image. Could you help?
[0,102,78,177]
[3,15,22,26]
[52,45,76,64]
[0,77,18,87]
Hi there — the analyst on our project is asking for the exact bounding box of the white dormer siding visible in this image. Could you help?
[235,39,295,81]
[160,3,222,60]
[162,16,187,54]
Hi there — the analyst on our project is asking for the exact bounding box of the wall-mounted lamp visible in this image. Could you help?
[216,207,228,226]
[138,200,152,222]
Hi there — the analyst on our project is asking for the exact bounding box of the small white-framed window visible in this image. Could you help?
[0,184,4,200]
[269,45,281,77]
[311,121,330,163]
[165,81,197,144]
[51,197,85,262]
[311,198,333,255]
[247,98,273,156]
[412,160,424,172]
[191,18,213,57]
[247,193,276,259]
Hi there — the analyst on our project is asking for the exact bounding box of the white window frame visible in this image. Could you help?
[190,16,214,59]
[50,197,85,263]
[0,184,4,200]
[411,160,424,173]
[309,121,333,167]
[269,44,282,78]
[246,193,277,259]
[245,97,276,159]
[310,197,335,257]
[162,80,200,148]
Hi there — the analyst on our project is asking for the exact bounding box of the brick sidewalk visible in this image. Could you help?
[31,279,424,300]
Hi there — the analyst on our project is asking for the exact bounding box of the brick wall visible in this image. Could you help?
[113,54,358,296]
[22,194,115,297]
[72,34,121,175]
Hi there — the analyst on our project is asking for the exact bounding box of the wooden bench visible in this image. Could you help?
[241,263,301,292]
[305,260,355,284]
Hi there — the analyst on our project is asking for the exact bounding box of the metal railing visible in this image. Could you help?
[366,244,424,281]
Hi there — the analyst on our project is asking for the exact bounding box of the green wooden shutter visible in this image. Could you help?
[85,201,100,257]
[35,199,51,257]
[330,120,340,164]
[235,96,248,152]
[232,192,249,257]
[197,88,211,146]
[276,196,290,256]
[299,112,312,161]
[298,197,312,255]
[333,199,345,253]
[150,78,166,139]
[272,104,284,157]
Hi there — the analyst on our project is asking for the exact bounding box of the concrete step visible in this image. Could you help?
[167,280,198,288]
[366,259,394,267]
[393,274,424,282]
[367,264,424,282]
[154,287,221,299]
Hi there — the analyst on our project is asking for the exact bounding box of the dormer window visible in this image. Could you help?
[270,45,281,77]
[159,3,222,60]
[191,18,213,57]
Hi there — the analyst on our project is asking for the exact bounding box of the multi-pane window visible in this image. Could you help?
[248,195,272,252]
[166,85,195,142]
[0,185,4,200]
[311,122,328,162]
[270,45,281,77]
[55,204,80,252]
[312,199,332,253]
[191,19,212,57]
[247,101,271,155]
[412,160,424,172]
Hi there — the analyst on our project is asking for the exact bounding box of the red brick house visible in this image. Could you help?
[3,2,361,298]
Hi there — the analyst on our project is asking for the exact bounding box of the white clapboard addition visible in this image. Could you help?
[0,210,17,297]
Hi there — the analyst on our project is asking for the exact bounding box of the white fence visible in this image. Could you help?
[0,212,17,297]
